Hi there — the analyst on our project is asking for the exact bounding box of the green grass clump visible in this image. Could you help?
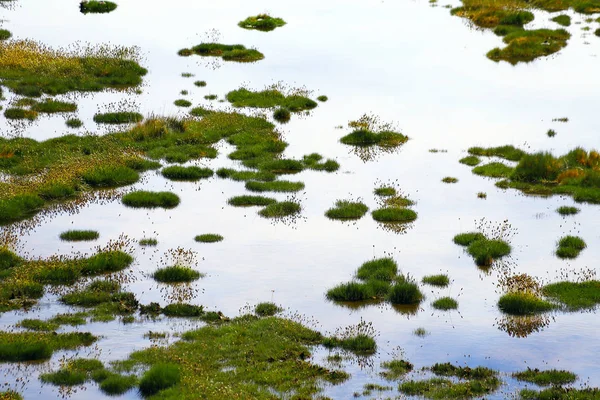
[326,281,379,302]
[122,191,180,209]
[204,94,217,100]
[174,99,192,107]
[4,108,38,120]
[387,276,423,305]
[380,359,414,380]
[340,129,407,147]
[162,303,203,317]
[80,1,117,13]
[31,99,77,113]
[323,334,377,355]
[17,319,59,332]
[257,159,304,174]
[551,14,571,26]
[255,302,283,317]
[595,28,600,37]
[48,313,88,326]
[238,14,286,31]
[259,201,301,218]
[217,168,276,182]
[374,187,397,196]
[161,166,213,181]
[557,206,579,215]
[245,180,304,193]
[487,29,570,64]
[543,280,600,310]
[194,234,223,243]
[194,80,206,87]
[422,274,450,287]
[555,235,586,259]
[453,232,486,246]
[498,292,555,315]
[273,107,291,123]
[82,165,139,187]
[431,363,496,379]
[473,162,514,178]
[65,118,83,128]
[226,88,318,112]
[152,266,201,283]
[138,363,181,397]
[40,369,87,386]
[432,297,458,310]
[59,230,99,242]
[356,258,398,282]
[513,368,577,386]
[547,129,557,137]
[0,29,11,41]
[227,195,276,207]
[325,200,368,220]
[94,112,143,124]
[442,177,458,183]
[317,95,328,102]
[139,238,158,246]
[301,153,339,172]
[0,391,22,400]
[0,332,97,361]
[98,373,137,395]
[372,207,417,222]
[520,387,600,399]
[459,155,481,166]
[467,239,512,266]
[468,145,525,161]
[179,43,264,63]
[81,251,133,275]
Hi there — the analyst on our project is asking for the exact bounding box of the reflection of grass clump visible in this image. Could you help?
[542,280,600,310]
[258,201,301,218]
[194,234,223,243]
[94,112,143,124]
[227,195,276,207]
[238,14,286,31]
[161,166,213,181]
[178,43,264,63]
[226,88,318,112]
[432,297,458,310]
[59,230,99,242]
[372,207,417,222]
[325,200,368,220]
[422,274,450,287]
[453,231,511,267]
[153,266,201,283]
[255,302,283,316]
[513,368,577,386]
[555,235,586,259]
[557,206,579,215]
[122,191,180,209]
[80,1,117,14]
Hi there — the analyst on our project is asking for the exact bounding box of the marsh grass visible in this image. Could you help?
[520,387,600,399]
[122,191,180,209]
[94,112,143,124]
[82,165,139,187]
[17,319,59,332]
[542,280,600,310]
[255,302,283,316]
[388,276,423,305]
[174,99,192,108]
[30,99,77,113]
[374,187,397,196]
[226,88,317,112]
[432,297,458,310]
[178,43,264,63]
[245,180,304,193]
[459,155,481,166]
[302,153,339,172]
[422,274,450,287]
[498,292,555,315]
[227,195,276,207]
[551,14,571,26]
[0,29,11,41]
[153,266,201,283]
[453,232,511,266]
[138,363,181,397]
[162,303,203,317]
[547,129,557,137]
[66,118,83,128]
[161,166,213,181]
[325,200,368,220]
[273,107,291,123]
[555,235,586,259]
[317,95,328,102]
[4,108,38,120]
[238,14,286,31]
[194,80,206,87]
[468,145,525,161]
[557,206,579,215]
[372,207,417,222]
[341,129,407,147]
[380,359,414,380]
[487,29,570,64]
[513,368,577,386]
[258,201,301,218]
[80,1,117,13]
[59,230,99,242]
[473,162,514,178]
[217,168,276,182]
[194,234,223,243]
[442,177,459,183]
[0,332,97,361]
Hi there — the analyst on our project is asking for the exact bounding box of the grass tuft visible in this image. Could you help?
[325,200,368,220]
[372,207,417,222]
[66,118,83,128]
[59,230,99,242]
[245,180,304,193]
[161,166,213,181]
[557,206,579,215]
[238,14,286,31]
[432,297,458,310]
[227,88,317,112]
[387,276,423,305]
[258,201,301,218]
[422,274,450,287]
[542,280,600,310]
[498,292,555,315]
[93,112,143,124]
[179,43,264,63]
[255,302,283,316]
[152,266,201,283]
[513,368,577,386]
[227,195,276,207]
[555,235,586,259]
[122,191,180,209]
[194,234,223,243]
[139,363,181,397]
[80,1,117,13]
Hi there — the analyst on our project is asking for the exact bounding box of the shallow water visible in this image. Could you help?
[1,0,600,398]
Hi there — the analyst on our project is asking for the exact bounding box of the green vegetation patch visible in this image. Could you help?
[543,280,600,310]
[0,332,97,361]
[374,186,397,196]
[302,153,340,172]
[94,112,143,124]
[245,180,305,193]
[459,155,481,166]
[80,1,117,14]
[238,14,286,31]
[551,14,571,26]
[194,234,223,243]
[227,195,276,207]
[174,99,192,108]
[217,168,276,182]
[555,235,586,259]
[325,200,368,220]
[520,387,600,399]
[59,230,99,242]
[0,29,11,41]
[226,88,317,112]
[258,201,301,218]
[498,292,555,315]
[4,108,38,120]
[161,166,213,181]
[372,207,417,222]
[468,145,525,161]
[422,274,450,287]
[557,206,579,215]
[17,318,59,332]
[453,232,511,267]
[0,40,146,97]
[139,363,181,396]
[0,391,22,400]
[487,29,570,64]
[472,162,514,178]
[255,302,283,316]
[388,276,424,305]
[273,107,291,123]
[341,129,407,147]
[153,266,202,283]
[380,359,414,380]
[432,297,459,310]
[66,118,83,128]
[513,368,577,386]
[139,238,158,246]
[442,177,459,183]
[122,191,180,209]
[30,99,77,113]
[178,43,264,63]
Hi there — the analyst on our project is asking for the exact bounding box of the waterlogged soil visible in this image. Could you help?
[1,0,600,399]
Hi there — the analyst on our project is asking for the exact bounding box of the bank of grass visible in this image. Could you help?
[0,40,146,97]
[94,112,143,124]
[513,368,577,386]
[80,1,117,13]
[555,235,586,259]
[245,180,305,193]
[194,234,223,243]
[0,332,97,361]
[258,201,301,218]
[4,108,38,120]
[453,232,511,267]
[422,274,450,287]
[178,43,264,63]
[59,230,99,242]
[399,366,501,398]
[152,266,201,283]
[122,191,180,209]
[542,280,600,310]
[432,297,458,310]
[226,88,318,112]
[238,14,286,31]
[227,195,276,207]
[161,166,213,181]
[325,200,368,220]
